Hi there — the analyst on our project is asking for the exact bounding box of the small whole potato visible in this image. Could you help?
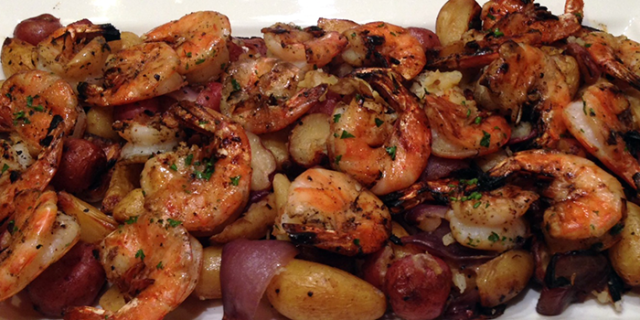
[267,259,386,320]
[27,242,106,317]
[610,202,640,286]
[52,138,107,193]
[476,249,534,307]
[193,245,223,300]
[384,253,452,320]
[13,14,63,45]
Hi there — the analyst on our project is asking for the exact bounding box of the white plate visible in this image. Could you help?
[0,1,639,319]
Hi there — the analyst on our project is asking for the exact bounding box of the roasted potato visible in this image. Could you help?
[1,38,37,77]
[610,202,640,286]
[436,0,482,46]
[272,173,291,239]
[102,161,144,213]
[27,242,105,317]
[260,129,291,171]
[266,259,386,320]
[86,107,121,141]
[247,131,277,191]
[210,193,277,244]
[52,138,107,194]
[112,188,146,223]
[57,191,118,243]
[193,245,223,300]
[289,113,331,167]
[476,249,534,307]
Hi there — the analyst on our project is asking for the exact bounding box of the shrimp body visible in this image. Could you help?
[564,81,640,189]
[328,69,430,195]
[144,11,231,84]
[342,22,426,80]
[0,190,81,301]
[580,31,640,91]
[79,42,185,107]
[279,168,391,256]
[64,212,203,320]
[0,70,78,153]
[220,57,327,134]
[447,185,539,252]
[488,150,626,252]
[140,102,251,236]
[262,23,348,68]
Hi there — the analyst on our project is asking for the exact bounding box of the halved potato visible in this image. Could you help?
[247,132,277,191]
[436,0,482,46]
[57,191,118,243]
[289,113,331,167]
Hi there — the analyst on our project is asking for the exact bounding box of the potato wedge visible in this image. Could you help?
[436,0,482,46]
[210,194,277,244]
[102,162,144,213]
[476,249,533,307]
[1,38,37,77]
[112,188,146,223]
[57,191,118,243]
[289,113,331,167]
[247,131,277,191]
[193,245,223,300]
[609,202,640,286]
[267,259,386,320]
[99,285,126,313]
[260,129,291,171]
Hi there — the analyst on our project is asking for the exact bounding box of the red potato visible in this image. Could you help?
[197,81,223,112]
[13,14,63,45]
[27,242,106,317]
[52,138,107,193]
[112,98,162,121]
[385,253,452,320]
[408,27,442,52]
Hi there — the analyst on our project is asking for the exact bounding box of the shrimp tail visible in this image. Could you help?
[602,60,640,91]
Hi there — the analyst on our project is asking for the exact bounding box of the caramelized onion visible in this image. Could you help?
[421,156,469,181]
[221,239,298,320]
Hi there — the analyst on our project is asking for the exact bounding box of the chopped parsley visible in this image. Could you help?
[488,232,500,243]
[480,131,491,148]
[169,163,178,171]
[340,130,355,139]
[333,113,342,123]
[156,261,164,269]
[493,28,504,38]
[375,118,384,127]
[474,116,482,125]
[167,218,182,227]
[1,163,9,174]
[135,249,146,261]
[185,154,194,166]
[230,78,242,93]
[385,145,397,160]
[124,216,139,225]
[230,175,241,186]
[335,154,342,166]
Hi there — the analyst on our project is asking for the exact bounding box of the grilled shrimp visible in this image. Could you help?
[115,111,185,161]
[475,42,577,147]
[278,167,391,256]
[262,23,348,68]
[488,150,626,253]
[341,22,426,80]
[564,80,640,189]
[140,101,251,236]
[447,185,539,252]
[328,69,430,195]
[64,212,202,320]
[0,70,79,154]
[578,30,640,91]
[78,42,184,107]
[0,190,81,301]
[144,11,231,84]
[220,56,327,134]
[37,19,120,83]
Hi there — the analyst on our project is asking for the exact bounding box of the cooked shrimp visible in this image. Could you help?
[278,167,391,256]
[140,101,251,236]
[220,56,327,134]
[37,19,120,83]
[328,68,430,195]
[475,42,576,147]
[0,70,79,154]
[262,23,347,68]
[78,42,185,107]
[488,150,626,252]
[64,212,203,320]
[341,22,426,80]
[144,11,231,84]
[0,190,81,301]
[564,80,640,189]
[578,31,640,91]
[447,185,538,252]
[115,112,185,161]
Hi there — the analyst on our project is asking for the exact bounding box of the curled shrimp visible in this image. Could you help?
[341,22,426,80]
[36,19,121,83]
[78,42,185,107]
[446,185,539,252]
[328,68,430,195]
[261,23,348,68]
[488,150,626,253]
[0,190,81,301]
[0,70,79,153]
[64,212,203,320]
[278,167,391,256]
[220,56,327,134]
[564,80,640,189]
[140,101,251,236]
[144,11,231,84]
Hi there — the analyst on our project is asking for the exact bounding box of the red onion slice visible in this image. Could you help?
[221,239,298,320]
[421,156,469,181]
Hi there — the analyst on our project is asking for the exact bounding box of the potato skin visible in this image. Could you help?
[476,249,534,307]
[52,138,107,193]
[266,259,386,320]
[385,253,452,320]
[610,202,640,286]
[27,242,106,317]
